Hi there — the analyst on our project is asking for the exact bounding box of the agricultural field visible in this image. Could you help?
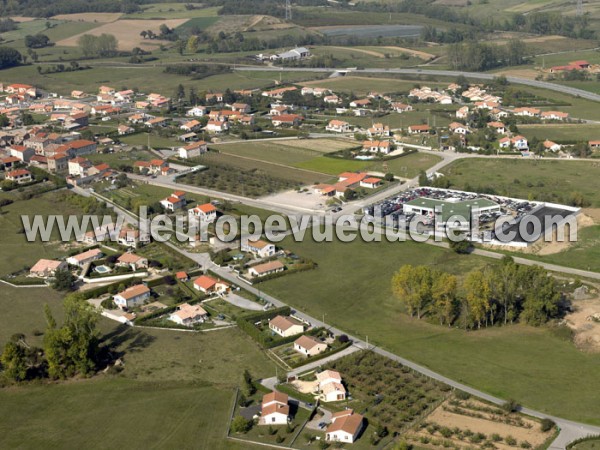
[261,235,600,424]
[439,158,600,207]
[123,4,220,20]
[301,76,448,95]
[51,13,122,22]
[57,19,190,51]
[310,45,424,69]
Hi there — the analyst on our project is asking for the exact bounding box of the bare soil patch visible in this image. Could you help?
[51,13,122,23]
[565,294,600,352]
[57,18,188,50]
[8,16,36,22]
[381,45,436,60]
[291,379,318,394]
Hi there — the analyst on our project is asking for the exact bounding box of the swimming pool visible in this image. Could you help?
[95,265,111,274]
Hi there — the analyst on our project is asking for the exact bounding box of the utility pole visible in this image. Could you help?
[576,0,583,17]
[285,0,292,21]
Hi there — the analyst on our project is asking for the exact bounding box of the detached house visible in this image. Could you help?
[160,191,186,212]
[487,122,507,134]
[367,123,390,138]
[407,124,430,134]
[193,275,228,295]
[260,391,289,426]
[294,335,327,357]
[271,114,302,127]
[66,248,103,267]
[248,260,285,278]
[269,315,304,337]
[30,259,67,278]
[116,253,148,271]
[6,169,32,184]
[113,284,151,309]
[326,119,351,133]
[179,141,207,159]
[448,122,470,135]
[317,369,347,402]
[362,140,390,155]
[188,203,217,223]
[241,239,276,258]
[326,410,364,444]
[205,120,229,133]
[169,303,208,326]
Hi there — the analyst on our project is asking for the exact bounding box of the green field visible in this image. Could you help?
[301,76,447,95]
[0,190,87,275]
[519,124,600,142]
[571,439,600,450]
[294,156,372,174]
[440,158,600,206]
[0,64,324,97]
[124,4,220,19]
[261,235,600,425]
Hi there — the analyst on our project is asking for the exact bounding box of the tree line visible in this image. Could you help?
[77,33,118,58]
[391,257,565,329]
[447,40,528,72]
[0,0,139,17]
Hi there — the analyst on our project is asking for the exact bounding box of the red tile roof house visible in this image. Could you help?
[6,168,32,184]
[362,140,390,154]
[1,156,21,170]
[113,284,151,309]
[360,177,382,189]
[30,259,68,278]
[294,335,327,357]
[116,253,148,271]
[271,114,303,127]
[540,111,569,121]
[160,191,186,212]
[176,271,189,282]
[407,124,431,134]
[66,248,103,267]
[259,391,289,425]
[326,119,351,133]
[169,303,208,327]
[192,275,228,294]
[326,410,364,443]
[9,145,35,162]
[487,121,507,134]
[179,141,207,159]
[188,203,217,223]
[248,260,285,278]
[268,315,304,337]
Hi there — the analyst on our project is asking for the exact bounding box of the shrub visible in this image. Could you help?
[455,390,470,400]
[520,441,531,449]
[502,399,520,413]
[230,415,251,434]
[540,418,555,432]
[505,435,517,446]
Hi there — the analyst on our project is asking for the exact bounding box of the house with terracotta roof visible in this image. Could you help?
[456,106,469,119]
[323,94,340,104]
[362,140,390,154]
[30,259,67,278]
[326,119,351,133]
[180,120,202,132]
[193,275,228,294]
[205,92,223,102]
[513,107,540,117]
[543,140,561,152]
[186,106,207,117]
[294,335,327,356]
[261,86,297,99]
[145,117,169,128]
[487,121,507,134]
[448,122,470,135]
[391,102,413,113]
[188,203,217,223]
[268,315,304,337]
[271,114,302,127]
[260,391,289,425]
[499,135,528,150]
[6,168,32,184]
[160,191,186,212]
[117,125,134,136]
[407,124,430,134]
[179,141,207,159]
[149,159,168,175]
[326,410,364,443]
[248,260,285,278]
[169,303,208,326]
[241,239,276,258]
[176,271,189,282]
[66,248,103,267]
[113,284,151,309]
[541,111,569,121]
[116,253,148,271]
[349,98,371,108]
[589,140,600,148]
[367,123,390,138]
[360,177,382,189]
[316,370,347,402]
[1,156,20,170]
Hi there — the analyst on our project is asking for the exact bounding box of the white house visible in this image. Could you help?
[66,248,103,267]
[260,391,289,425]
[326,120,351,133]
[241,239,276,258]
[205,120,229,133]
[294,335,327,357]
[116,253,148,271]
[113,284,151,309]
[326,410,364,443]
[456,106,469,119]
[188,203,217,223]
[187,106,207,117]
[160,191,186,212]
[169,303,208,326]
[179,141,207,159]
[321,381,347,402]
[248,260,285,278]
[269,315,304,337]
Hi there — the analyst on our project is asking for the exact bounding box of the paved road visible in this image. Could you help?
[235,66,600,102]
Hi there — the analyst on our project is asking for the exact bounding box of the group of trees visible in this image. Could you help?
[391,258,564,329]
[77,33,118,58]
[447,39,528,72]
[0,47,22,69]
[0,0,139,17]
[140,24,177,42]
[25,33,52,49]
[0,296,100,382]
[0,18,18,33]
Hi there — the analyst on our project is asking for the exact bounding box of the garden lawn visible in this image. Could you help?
[260,236,600,425]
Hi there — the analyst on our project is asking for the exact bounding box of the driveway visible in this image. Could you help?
[305,407,332,431]
[222,292,263,311]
